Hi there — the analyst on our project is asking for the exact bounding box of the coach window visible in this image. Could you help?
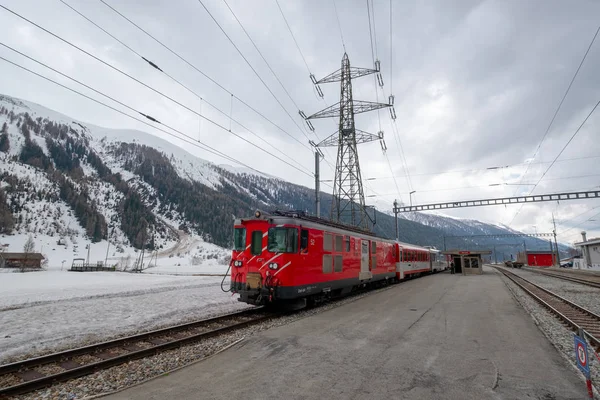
[345,236,350,252]
[335,235,343,252]
[371,241,377,254]
[251,231,262,255]
[300,229,309,253]
[268,227,298,253]
[234,228,246,251]
[323,233,333,251]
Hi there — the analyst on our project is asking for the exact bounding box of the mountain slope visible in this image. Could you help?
[0,94,569,266]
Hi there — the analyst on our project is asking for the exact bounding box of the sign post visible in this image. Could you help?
[575,330,594,398]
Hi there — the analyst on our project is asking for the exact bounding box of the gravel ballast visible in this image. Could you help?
[505,267,600,315]
[499,270,600,396]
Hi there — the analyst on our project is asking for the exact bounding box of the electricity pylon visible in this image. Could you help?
[301,53,391,230]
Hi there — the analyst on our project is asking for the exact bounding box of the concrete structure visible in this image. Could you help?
[442,250,490,275]
[104,267,588,400]
[574,231,600,270]
[0,252,44,268]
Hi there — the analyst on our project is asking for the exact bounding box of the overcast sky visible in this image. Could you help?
[1,0,599,245]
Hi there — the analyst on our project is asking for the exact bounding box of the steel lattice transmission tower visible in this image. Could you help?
[301,53,390,230]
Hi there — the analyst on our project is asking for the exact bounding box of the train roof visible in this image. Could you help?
[237,210,435,252]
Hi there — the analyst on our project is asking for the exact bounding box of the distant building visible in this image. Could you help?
[0,252,45,268]
[520,251,555,267]
[574,231,600,270]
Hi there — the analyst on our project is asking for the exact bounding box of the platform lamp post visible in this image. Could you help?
[409,191,416,207]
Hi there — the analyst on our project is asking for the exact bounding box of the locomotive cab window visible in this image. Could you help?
[251,231,263,255]
[268,227,298,253]
[300,229,309,252]
[233,228,246,251]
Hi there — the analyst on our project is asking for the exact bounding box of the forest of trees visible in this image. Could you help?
[0,188,14,233]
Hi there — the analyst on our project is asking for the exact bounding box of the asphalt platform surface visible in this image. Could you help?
[103,267,588,399]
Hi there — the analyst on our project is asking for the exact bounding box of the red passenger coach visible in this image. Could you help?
[229,210,444,309]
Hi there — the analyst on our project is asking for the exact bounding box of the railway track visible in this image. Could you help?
[523,267,600,289]
[0,308,272,398]
[496,267,600,352]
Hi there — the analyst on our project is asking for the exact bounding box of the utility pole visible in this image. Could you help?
[393,199,399,241]
[302,54,391,230]
[86,244,91,266]
[311,141,324,218]
[552,213,560,267]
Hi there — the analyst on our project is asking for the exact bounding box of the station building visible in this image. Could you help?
[574,231,600,270]
[442,250,491,275]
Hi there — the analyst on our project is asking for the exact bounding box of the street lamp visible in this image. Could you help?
[532,225,537,235]
[409,191,416,207]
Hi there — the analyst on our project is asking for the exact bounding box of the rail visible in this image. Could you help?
[495,267,600,352]
[523,267,600,289]
[0,307,270,397]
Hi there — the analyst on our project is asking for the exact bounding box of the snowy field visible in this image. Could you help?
[0,269,247,363]
[0,232,231,272]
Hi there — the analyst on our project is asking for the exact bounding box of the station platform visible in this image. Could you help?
[103,267,588,400]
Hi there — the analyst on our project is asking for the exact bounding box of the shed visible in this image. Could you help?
[524,251,555,267]
[0,252,45,268]
[442,250,491,275]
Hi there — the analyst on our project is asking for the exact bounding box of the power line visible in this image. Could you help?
[509,99,600,224]
[59,0,308,172]
[514,24,599,190]
[196,0,315,147]
[0,5,315,177]
[558,206,600,238]
[98,0,311,152]
[507,24,600,225]
[0,55,280,178]
[389,0,393,94]
[274,0,311,75]
[369,173,600,199]
[218,0,335,170]
[331,0,346,52]
[370,155,600,180]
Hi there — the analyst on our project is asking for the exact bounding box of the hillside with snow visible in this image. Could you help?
[0,94,569,269]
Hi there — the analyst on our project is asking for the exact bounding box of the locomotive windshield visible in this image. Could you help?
[267,227,298,253]
[233,228,246,251]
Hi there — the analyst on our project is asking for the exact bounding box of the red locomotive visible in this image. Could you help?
[229,210,447,309]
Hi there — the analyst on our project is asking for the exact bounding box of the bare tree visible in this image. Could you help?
[22,235,35,272]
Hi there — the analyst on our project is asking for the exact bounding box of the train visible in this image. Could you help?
[229,210,449,309]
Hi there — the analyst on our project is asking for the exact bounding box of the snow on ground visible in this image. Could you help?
[0,269,247,363]
[0,232,231,271]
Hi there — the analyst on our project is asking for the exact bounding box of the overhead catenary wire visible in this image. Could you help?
[59,0,307,171]
[0,5,317,177]
[98,0,311,153]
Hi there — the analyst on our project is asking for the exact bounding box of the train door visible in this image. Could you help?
[360,240,372,281]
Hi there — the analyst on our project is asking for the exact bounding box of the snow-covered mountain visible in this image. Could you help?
[0,94,569,267]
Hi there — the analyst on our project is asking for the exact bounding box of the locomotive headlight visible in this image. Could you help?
[269,262,279,270]
[234,260,243,267]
